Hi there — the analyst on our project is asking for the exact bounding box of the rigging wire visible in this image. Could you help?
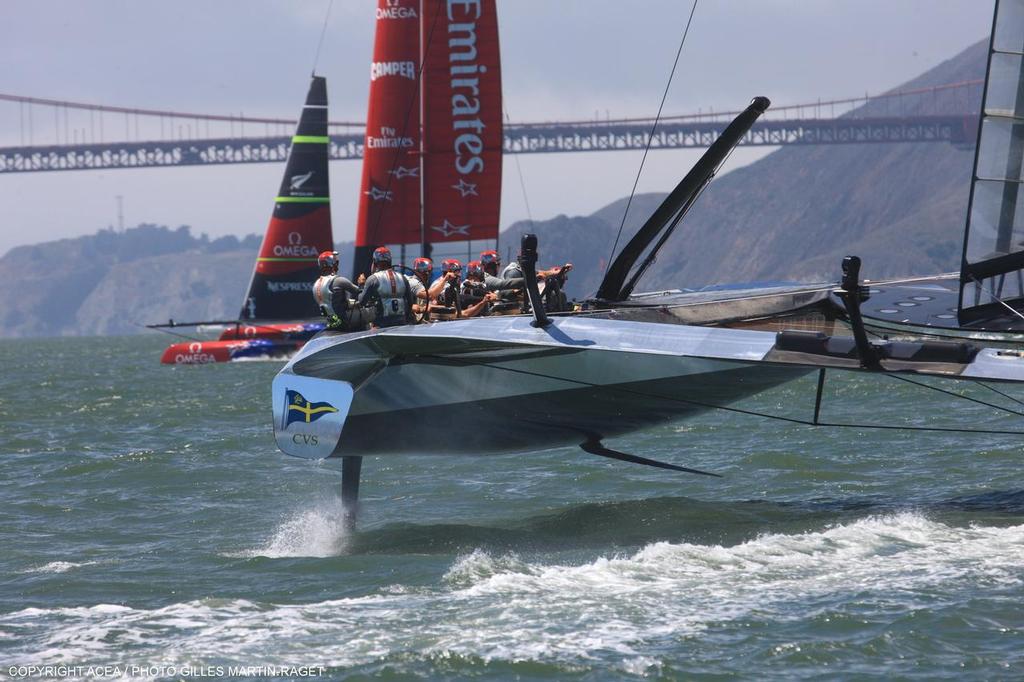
[976,380,1024,409]
[310,0,336,76]
[602,0,699,279]
[885,373,1024,419]
[965,273,1024,324]
[505,106,535,231]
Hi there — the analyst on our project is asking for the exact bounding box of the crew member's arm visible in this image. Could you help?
[460,292,498,318]
[428,271,456,300]
[357,276,377,308]
[331,277,361,305]
[491,277,525,291]
[538,263,573,280]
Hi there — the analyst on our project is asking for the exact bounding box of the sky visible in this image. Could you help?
[0,0,994,256]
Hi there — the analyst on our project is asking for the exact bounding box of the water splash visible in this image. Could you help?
[241,498,352,558]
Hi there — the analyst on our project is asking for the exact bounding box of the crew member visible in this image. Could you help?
[479,250,526,313]
[312,251,373,331]
[460,260,500,316]
[500,253,573,282]
[430,259,464,320]
[357,246,416,328]
[406,257,448,322]
[499,251,574,312]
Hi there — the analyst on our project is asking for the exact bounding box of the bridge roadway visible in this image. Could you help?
[0,114,976,174]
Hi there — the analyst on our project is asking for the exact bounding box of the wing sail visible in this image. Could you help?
[240,76,333,321]
[353,0,423,276]
[420,0,503,244]
[959,0,1024,324]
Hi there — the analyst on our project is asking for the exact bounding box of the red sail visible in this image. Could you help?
[421,0,502,243]
[354,0,423,272]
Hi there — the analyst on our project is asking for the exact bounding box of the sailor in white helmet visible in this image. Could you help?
[312,251,373,332]
[357,246,416,328]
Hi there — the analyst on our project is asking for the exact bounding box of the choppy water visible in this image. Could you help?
[2,335,1024,679]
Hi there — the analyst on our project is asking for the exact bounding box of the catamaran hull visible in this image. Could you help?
[274,317,813,457]
[334,359,805,456]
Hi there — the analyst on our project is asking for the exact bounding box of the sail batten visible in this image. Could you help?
[959,0,1024,323]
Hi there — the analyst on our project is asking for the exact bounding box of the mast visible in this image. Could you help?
[419,0,429,261]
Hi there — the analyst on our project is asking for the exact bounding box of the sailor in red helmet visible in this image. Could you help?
[479,249,527,311]
[357,246,416,328]
[406,256,448,322]
[460,260,501,316]
[499,249,574,313]
[430,259,464,319]
[312,250,373,331]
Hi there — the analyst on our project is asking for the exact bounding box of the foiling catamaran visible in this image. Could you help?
[151,76,334,364]
[271,0,1024,524]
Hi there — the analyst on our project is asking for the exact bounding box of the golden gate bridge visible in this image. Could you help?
[0,80,982,174]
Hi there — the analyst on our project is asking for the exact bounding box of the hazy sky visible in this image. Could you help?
[0,1,993,256]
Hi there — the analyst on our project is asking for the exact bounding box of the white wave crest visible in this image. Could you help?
[5,513,1023,670]
[23,561,98,574]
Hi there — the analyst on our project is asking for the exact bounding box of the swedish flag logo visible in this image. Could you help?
[284,389,338,427]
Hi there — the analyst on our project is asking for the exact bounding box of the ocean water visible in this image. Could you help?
[2,335,1023,680]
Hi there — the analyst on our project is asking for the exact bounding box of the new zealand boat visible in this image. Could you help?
[152,76,334,364]
[270,0,1024,522]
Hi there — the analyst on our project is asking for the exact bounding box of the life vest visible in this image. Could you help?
[313,275,343,318]
[499,262,525,304]
[501,262,524,280]
[368,268,409,326]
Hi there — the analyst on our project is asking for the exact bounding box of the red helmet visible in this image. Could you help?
[441,259,462,274]
[412,257,433,276]
[466,260,485,280]
[480,250,500,274]
[372,246,392,268]
[318,250,339,275]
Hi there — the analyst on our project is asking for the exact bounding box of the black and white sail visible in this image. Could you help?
[959,0,1024,325]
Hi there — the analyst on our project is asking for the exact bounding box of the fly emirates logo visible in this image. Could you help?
[447,0,488,176]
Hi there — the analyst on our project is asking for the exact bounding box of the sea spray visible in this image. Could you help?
[245,495,352,558]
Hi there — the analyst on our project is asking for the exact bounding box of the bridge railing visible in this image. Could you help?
[0,79,983,173]
[0,79,981,147]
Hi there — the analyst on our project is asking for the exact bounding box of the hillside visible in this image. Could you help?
[0,40,986,337]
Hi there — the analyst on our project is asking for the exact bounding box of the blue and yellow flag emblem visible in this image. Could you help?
[284,389,339,427]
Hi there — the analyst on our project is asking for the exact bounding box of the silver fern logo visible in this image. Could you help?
[289,171,313,190]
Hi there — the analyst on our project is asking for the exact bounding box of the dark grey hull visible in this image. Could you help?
[335,361,807,456]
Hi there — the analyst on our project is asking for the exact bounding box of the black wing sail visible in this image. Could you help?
[959,0,1024,326]
[239,76,333,321]
[595,97,770,302]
